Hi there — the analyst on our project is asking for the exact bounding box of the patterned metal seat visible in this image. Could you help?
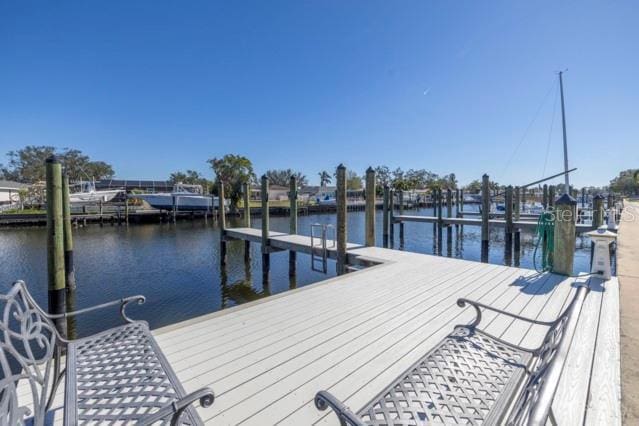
[315,283,590,426]
[1,281,214,426]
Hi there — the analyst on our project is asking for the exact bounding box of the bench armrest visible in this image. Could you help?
[457,298,556,328]
[47,295,146,324]
[136,387,215,426]
[315,391,364,426]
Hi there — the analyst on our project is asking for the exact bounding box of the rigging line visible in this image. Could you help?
[542,83,560,178]
[498,78,557,182]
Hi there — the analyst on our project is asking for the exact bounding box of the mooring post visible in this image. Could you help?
[242,181,251,261]
[336,164,347,275]
[514,186,521,253]
[364,167,376,247]
[62,173,76,292]
[389,188,395,248]
[124,196,129,225]
[542,184,548,209]
[553,193,577,275]
[548,186,556,208]
[481,174,490,263]
[505,185,513,247]
[382,185,389,248]
[581,187,586,208]
[289,175,298,277]
[219,181,227,266]
[46,156,67,337]
[459,189,464,233]
[454,189,460,231]
[593,194,605,228]
[261,175,270,282]
[398,189,404,245]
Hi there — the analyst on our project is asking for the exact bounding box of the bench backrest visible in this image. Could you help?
[0,281,59,426]
[507,283,590,425]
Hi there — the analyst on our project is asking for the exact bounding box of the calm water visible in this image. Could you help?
[0,207,593,335]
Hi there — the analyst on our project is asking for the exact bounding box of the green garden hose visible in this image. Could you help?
[533,210,555,272]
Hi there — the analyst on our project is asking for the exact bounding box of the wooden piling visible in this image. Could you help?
[552,193,577,275]
[398,189,404,245]
[505,186,513,247]
[124,196,129,225]
[548,186,556,208]
[454,189,460,231]
[219,181,227,266]
[289,176,298,276]
[365,167,376,247]
[62,173,76,292]
[593,194,605,228]
[336,164,347,275]
[480,174,490,262]
[382,185,390,248]
[46,156,66,337]
[389,188,395,248]
[459,189,464,233]
[243,181,251,260]
[260,175,270,282]
[514,186,521,254]
[542,184,548,209]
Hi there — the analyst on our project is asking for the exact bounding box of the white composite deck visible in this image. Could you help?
[24,235,620,425]
[152,242,620,425]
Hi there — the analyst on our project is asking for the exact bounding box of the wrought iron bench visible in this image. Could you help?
[315,283,590,425]
[1,280,214,425]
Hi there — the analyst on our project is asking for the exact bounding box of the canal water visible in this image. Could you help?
[0,207,593,336]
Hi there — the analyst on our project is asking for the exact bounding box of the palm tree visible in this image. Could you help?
[318,171,332,187]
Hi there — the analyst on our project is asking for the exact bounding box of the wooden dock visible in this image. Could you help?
[31,228,620,425]
[154,229,618,425]
[394,214,596,233]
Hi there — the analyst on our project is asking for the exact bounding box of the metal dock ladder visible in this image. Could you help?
[310,223,335,273]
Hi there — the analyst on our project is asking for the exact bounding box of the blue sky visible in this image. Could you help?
[1,1,637,187]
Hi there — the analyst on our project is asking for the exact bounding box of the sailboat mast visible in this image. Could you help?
[559,71,570,195]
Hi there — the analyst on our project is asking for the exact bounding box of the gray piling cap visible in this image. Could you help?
[593,194,605,200]
[46,155,60,164]
[555,193,577,205]
[366,166,374,173]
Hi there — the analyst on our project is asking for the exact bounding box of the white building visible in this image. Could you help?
[0,180,29,206]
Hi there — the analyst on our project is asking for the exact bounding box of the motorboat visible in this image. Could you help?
[128,183,216,211]
[69,180,123,205]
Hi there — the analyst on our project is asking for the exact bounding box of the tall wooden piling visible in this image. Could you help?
[542,184,548,209]
[243,181,251,260]
[289,176,298,276]
[454,189,460,231]
[365,167,376,247]
[382,185,390,247]
[62,173,76,292]
[553,194,577,275]
[398,189,405,245]
[261,175,270,281]
[46,156,66,337]
[549,186,556,208]
[124,196,129,225]
[459,189,464,233]
[336,164,347,275]
[505,186,513,247]
[480,174,490,262]
[593,194,605,228]
[514,186,521,253]
[389,188,395,248]
[218,181,227,266]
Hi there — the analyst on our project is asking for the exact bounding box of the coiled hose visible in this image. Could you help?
[533,210,555,272]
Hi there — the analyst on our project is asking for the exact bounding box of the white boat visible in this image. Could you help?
[69,181,123,205]
[128,183,216,211]
[316,194,336,206]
